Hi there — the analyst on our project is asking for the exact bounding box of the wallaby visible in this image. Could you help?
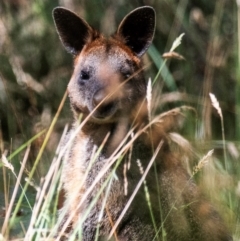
[52,6,232,241]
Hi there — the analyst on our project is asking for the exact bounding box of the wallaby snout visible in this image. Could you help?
[87,63,125,120]
[92,87,119,119]
[70,53,132,121]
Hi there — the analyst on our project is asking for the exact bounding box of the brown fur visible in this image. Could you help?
[52,6,232,241]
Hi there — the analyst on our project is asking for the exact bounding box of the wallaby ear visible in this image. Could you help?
[52,7,92,55]
[117,6,156,57]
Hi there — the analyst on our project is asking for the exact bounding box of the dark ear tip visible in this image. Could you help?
[141,6,155,12]
[134,6,156,15]
[52,7,70,19]
[52,7,62,19]
[52,7,61,14]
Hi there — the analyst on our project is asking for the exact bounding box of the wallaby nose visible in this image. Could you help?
[92,89,117,119]
[92,89,105,107]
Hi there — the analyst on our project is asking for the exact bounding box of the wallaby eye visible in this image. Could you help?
[80,70,90,80]
[124,73,131,79]
[122,60,134,79]
[121,70,132,80]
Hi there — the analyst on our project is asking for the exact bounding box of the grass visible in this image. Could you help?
[0,1,239,240]
[1,97,237,240]
[1,35,239,240]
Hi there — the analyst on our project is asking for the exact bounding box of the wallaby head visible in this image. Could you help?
[53,6,155,123]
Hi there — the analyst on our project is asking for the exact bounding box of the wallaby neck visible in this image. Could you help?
[77,117,131,156]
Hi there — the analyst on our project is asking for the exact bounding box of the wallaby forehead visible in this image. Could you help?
[75,38,140,70]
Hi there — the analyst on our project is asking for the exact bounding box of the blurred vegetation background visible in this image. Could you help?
[0,0,239,239]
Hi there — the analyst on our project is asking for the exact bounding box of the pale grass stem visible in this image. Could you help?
[152,149,213,240]
[108,141,163,239]
[7,130,46,162]
[147,78,152,122]
[153,33,185,85]
[53,132,111,240]
[94,177,115,241]
[209,93,222,119]
[1,145,31,237]
[69,157,124,241]
[169,33,185,52]
[123,161,128,196]
[169,132,193,153]
[209,92,232,210]
[192,149,214,176]
[24,125,69,240]
[209,93,227,170]
[9,90,68,230]
[1,154,14,173]
[137,159,159,240]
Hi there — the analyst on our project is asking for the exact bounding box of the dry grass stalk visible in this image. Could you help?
[169,132,193,153]
[123,162,128,196]
[162,51,185,60]
[1,154,14,174]
[108,141,163,239]
[209,93,223,119]
[209,92,228,173]
[1,145,31,236]
[146,78,152,122]
[24,125,69,240]
[170,33,185,52]
[192,149,214,176]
